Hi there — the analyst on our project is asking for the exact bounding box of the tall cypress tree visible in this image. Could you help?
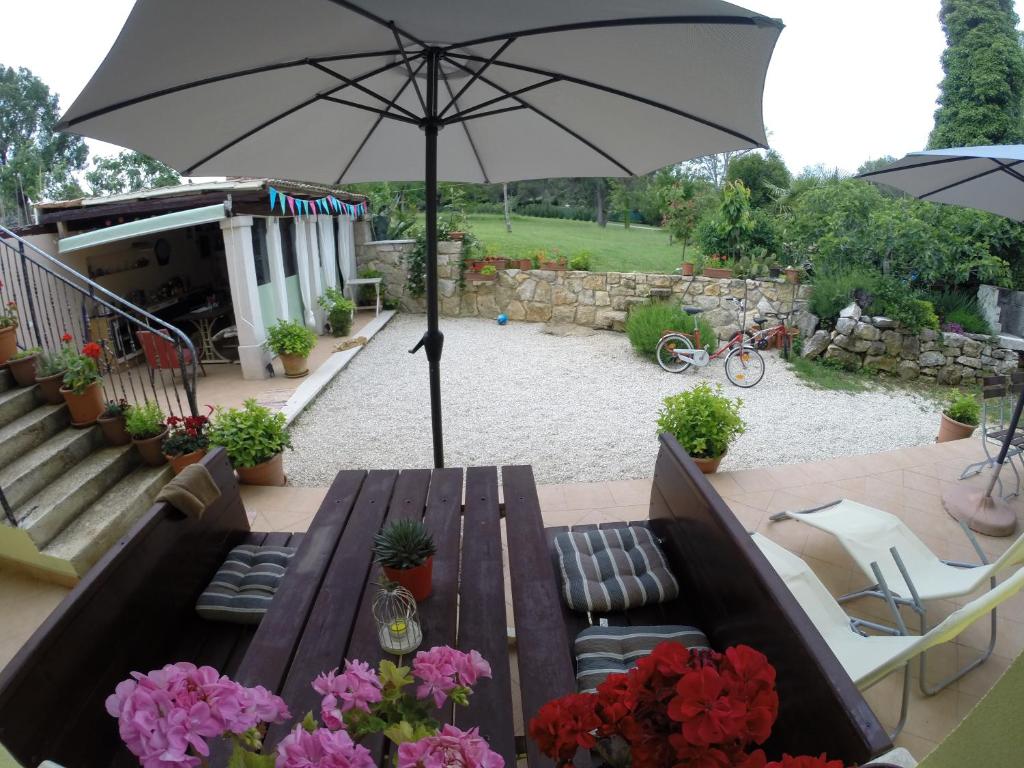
[929,0,1024,148]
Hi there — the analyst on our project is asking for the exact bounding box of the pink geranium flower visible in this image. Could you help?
[396,725,504,768]
[412,647,492,708]
[313,660,383,727]
[275,724,376,768]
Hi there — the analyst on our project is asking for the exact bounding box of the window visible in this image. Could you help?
[250,219,270,285]
[280,219,298,277]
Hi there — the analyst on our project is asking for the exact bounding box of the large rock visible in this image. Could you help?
[525,302,552,322]
[881,330,902,356]
[937,366,962,385]
[896,360,919,380]
[873,316,897,329]
[963,339,983,357]
[919,350,945,367]
[594,308,627,330]
[864,355,898,372]
[824,345,862,370]
[853,322,881,341]
[839,302,862,320]
[901,335,920,359]
[835,317,857,336]
[942,332,965,348]
[802,329,830,359]
[575,305,596,326]
[505,300,526,321]
[956,355,982,369]
[795,311,819,340]
[833,334,872,353]
[551,305,576,323]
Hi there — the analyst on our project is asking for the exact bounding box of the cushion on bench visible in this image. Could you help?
[575,624,712,692]
[554,526,680,612]
[196,544,296,624]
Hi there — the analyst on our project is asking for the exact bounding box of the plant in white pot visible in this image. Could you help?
[657,382,745,474]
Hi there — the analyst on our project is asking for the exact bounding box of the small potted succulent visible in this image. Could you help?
[125,400,168,466]
[373,519,437,601]
[0,284,17,365]
[656,382,745,474]
[7,346,42,387]
[60,341,105,427]
[265,318,318,378]
[208,398,292,485]
[97,399,132,446]
[162,408,213,475]
[317,287,356,337]
[938,391,980,443]
[34,346,71,405]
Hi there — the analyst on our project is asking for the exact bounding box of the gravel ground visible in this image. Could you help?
[285,314,943,485]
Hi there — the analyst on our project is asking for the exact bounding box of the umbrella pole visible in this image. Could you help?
[423,49,444,468]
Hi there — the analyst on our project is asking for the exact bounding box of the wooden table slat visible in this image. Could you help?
[419,467,464,652]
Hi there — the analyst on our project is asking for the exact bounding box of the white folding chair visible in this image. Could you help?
[769,498,1024,693]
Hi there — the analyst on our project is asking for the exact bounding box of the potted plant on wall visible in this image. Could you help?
[125,400,167,466]
[0,290,17,365]
[466,264,498,282]
[938,392,980,443]
[373,519,437,601]
[265,318,318,378]
[316,287,356,337]
[656,382,745,473]
[208,398,292,485]
[7,346,42,387]
[162,408,213,474]
[703,254,734,279]
[784,264,800,284]
[60,341,105,427]
[97,399,132,446]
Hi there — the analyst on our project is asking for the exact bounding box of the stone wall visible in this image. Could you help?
[801,303,1019,383]
[356,239,811,338]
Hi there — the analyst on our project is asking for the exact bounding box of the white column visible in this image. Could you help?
[336,214,357,297]
[219,216,270,380]
[317,217,338,291]
[304,219,326,331]
[266,218,289,323]
[292,218,317,330]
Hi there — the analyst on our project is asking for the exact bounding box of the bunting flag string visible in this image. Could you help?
[267,186,367,218]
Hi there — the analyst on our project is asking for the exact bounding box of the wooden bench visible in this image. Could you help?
[0,448,307,768]
[506,436,892,767]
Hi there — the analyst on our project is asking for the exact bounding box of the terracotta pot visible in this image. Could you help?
[236,452,286,486]
[681,262,695,277]
[485,258,508,269]
[279,352,309,378]
[768,267,782,279]
[7,354,38,387]
[98,414,131,446]
[448,231,465,241]
[465,272,497,282]
[937,413,976,443]
[60,381,104,427]
[0,326,15,365]
[785,268,800,284]
[703,267,734,279]
[692,453,724,474]
[36,372,66,405]
[383,556,434,601]
[133,427,169,467]
[166,449,208,475]
[513,259,533,269]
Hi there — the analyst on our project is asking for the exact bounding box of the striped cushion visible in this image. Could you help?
[196,544,296,624]
[554,526,680,612]
[575,625,712,692]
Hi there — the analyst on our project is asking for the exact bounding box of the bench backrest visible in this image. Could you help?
[649,434,891,763]
[0,448,249,768]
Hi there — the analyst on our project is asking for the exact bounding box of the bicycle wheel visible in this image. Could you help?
[724,346,765,388]
[655,333,694,373]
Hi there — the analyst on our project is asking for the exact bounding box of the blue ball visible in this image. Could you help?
[496,313,508,325]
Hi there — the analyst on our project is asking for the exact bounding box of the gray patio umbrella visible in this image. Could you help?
[60,0,784,468]
[859,145,1024,535]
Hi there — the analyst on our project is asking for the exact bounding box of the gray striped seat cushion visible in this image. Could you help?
[554,526,680,612]
[196,544,296,624]
[575,625,712,692]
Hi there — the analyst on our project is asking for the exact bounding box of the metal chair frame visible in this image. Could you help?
[960,372,1024,499]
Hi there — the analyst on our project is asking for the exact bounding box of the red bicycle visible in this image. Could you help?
[655,305,765,387]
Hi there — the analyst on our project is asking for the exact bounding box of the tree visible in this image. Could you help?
[684,148,753,189]
[724,150,791,208]
[856,156,897,175]
[929,0,1024,148]
[0,65,88,224]
[662,179,715,257]
[85,151,180,196]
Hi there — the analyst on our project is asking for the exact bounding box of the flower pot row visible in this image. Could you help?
[679,262,801,283]
[466,258,566,271]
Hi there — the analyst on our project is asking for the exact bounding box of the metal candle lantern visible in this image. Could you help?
[373,582,423,656]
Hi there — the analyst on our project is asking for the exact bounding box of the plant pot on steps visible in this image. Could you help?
[692,453,724,474]
[133,427,169,467]
[279,353,309,378]
[97,414,131,446]
[937,413,976,443]
[0,326,15,365]
[236,452,286,486]
[166,449,208,475]
[7,354,38,387]
[383,556,434,601]
[36,372,65,405]
[60,382,104,427]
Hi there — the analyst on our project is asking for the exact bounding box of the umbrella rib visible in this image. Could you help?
[58,50,400,130]
[918,161,1024,201]
[447,52,764,148]
[445,104,528,124]
[307,59,421,122]
[858,155,982,178]
[440,65,490,183]
[437,37,516,121]
[319,95,420,124]
[442,77,559,123]
[443,55,634,176]
[390,23,428,115]
[321,0,426,48]
[335,61,426,184]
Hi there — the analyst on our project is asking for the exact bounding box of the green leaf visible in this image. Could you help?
[227,744,277,768]
[302,711,319,733]
[378,659,414,691]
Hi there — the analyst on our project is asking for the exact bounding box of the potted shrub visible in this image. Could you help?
[97,399,132,446]
[656,382,745,474]
[208,398,292,485]
[680,262,695,277]
[0,293,17,366]
[35,345,71,405]
[466,264,498,282]
[373,519,437,601]
[162,409,212,475]
[265,318,318,378]
[7,346,42,387]
[125,400,168,466]
[60,342,105,427]
[938,392,980,443]
[703,254,734,279]
[785,264,800,284]
[317,287,355,337]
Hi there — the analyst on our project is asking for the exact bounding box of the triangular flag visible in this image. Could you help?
[269,187,278,212]
[280,191,287,214]
[287,196,296,215]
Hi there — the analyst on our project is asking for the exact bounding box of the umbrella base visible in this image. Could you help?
[943,485,1019,537]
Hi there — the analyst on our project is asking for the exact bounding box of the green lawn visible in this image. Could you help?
[466,213,697,273]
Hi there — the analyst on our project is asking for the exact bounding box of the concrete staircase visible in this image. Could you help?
[0,368,172,583]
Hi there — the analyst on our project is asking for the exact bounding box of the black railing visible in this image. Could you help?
[0,224,199,420]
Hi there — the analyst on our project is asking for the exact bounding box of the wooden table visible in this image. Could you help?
[174,304,233,364]
[229,465,577,767]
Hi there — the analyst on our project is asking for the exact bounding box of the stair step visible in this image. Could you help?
[0,384,39,429]
[16,443,140,549]
[43,463,173,576]
[0,426,102,510]
[0,403,69,472]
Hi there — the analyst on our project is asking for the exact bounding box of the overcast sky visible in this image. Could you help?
[4,1,1022,177]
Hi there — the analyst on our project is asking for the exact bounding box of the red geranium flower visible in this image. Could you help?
[82,342,102,360]
[528,693,601,763]
[668,666,747,747]
[766,754,846,768]
[62,333,73,343]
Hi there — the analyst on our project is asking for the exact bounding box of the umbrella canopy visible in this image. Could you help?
[62,0,784,467]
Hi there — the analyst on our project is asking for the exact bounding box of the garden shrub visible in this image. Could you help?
[807,267,881,324]
[568,250,592,271]
[944,307,993,335]
[625,302,716,358]
[925,289,993,335]
[867,277,938,332]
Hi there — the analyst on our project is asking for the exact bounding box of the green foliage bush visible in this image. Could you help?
[625,302,716,358]
[568,250,592,271]
[807,268,938,332]
[868,278,939,332]
[317,287,355,337]
[656,382,745,459]
[807,267,881,323]
[124,400,165,440]
[265,319,317,358]
[925,290,994,335]
[944,392,980,427]
[208,399,292,468]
